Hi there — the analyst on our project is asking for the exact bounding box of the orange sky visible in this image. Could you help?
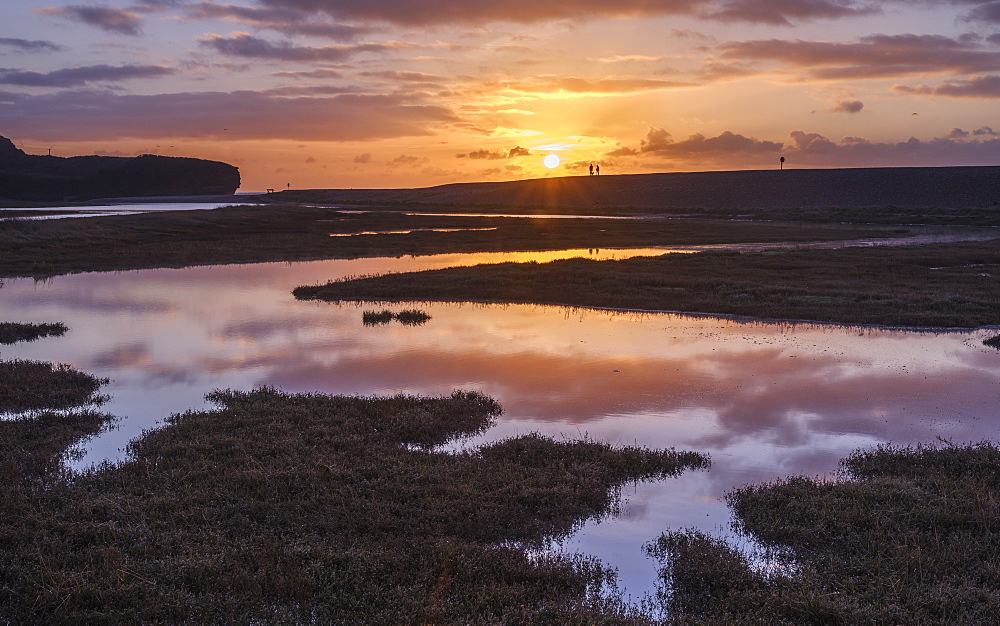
[2,0,999,190]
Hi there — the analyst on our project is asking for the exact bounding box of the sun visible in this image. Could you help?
[543,153,561,169]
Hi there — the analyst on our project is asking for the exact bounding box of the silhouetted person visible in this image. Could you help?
[589,163,594,176]
[596,164,600,175]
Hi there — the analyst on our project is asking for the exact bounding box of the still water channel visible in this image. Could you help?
[2,249,999,601]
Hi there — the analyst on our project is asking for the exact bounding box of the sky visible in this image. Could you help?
[1,0,999,191]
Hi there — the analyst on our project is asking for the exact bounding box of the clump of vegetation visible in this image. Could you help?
[0,388,708,622]
[394,309,432,325]
[362,309,394,325]
[362,309,432,326]
[984,334,1000,349]
[0,359,109,414]
[651,441,1000,623]
[0,321,68,344]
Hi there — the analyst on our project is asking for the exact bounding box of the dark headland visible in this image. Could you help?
[276,165,1000,212]
[0,135,240,201]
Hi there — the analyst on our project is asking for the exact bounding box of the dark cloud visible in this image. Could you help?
[0,89,458,142]
[353,152,372,163]
[964,1,1000,23]
[721,34,1000,80]
[785,129,1000,165]
[607,125,1000,168]
[456,145,532,159]
[199,32,428,62]
[637,126,783,155]
[272,68,344,79]
[256,0,893,26]
[831,99,864,113]
[704,0,880,26]
[183,2,373,40]
[0,64,175,87]
[37,5,143,35]
[0,38,62,52]
[973,126,999,135]
[947,127,970,138]
[893,74,1000,98]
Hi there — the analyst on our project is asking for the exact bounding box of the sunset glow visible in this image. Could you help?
[2,0,998,191]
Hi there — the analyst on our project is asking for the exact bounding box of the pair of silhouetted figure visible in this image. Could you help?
[589,163,600,176]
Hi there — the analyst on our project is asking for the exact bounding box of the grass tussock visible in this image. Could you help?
[0,387,708,622]
[0,321,68,344]
[652,441,1000,623]
[984,334,1000,349]
[0,359,109,414]
[297,240,1000,327]
[362,308,432,326]
[362,309,394,325]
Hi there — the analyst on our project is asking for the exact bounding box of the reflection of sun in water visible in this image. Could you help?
[543,153,561,169]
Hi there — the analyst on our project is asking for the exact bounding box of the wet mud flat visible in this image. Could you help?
[0,202,903,278]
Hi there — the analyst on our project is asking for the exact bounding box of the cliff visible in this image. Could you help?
[0,136,240,201]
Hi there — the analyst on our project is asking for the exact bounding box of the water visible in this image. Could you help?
[1,251,998,601]
[1,202,242,220]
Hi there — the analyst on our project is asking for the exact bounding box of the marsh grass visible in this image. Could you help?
[984,334,1000,349]
[651,442,1000,623]
[297,241,1000,327]
[0,387,709,622]
[0,359,109,414]
[0,411,115,480]
[0,321,68,344]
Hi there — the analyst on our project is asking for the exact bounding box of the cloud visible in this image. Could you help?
[703,0,880,26]
[0,64,175,87]
[37,5,143,35]
[964,1,1000,23]
[831,99,864,113]
[720,34,1000,80]
[784,129,1000,165]
[390,154,426,166]
[0,89,458,142]
[495,75,695,96]
[199,32,426,62]
[255,0,891,26]
[353,152,372,163]
[0,38,62,52]
[634,126,783,156]
[607,125,1000,168]
[456,145,532,159]
[182,2,374,40]
[893,75,1000,99]
[272,68,344,79]
[359,70,446,83]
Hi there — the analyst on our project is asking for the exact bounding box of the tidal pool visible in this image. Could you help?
[1,250,998,601]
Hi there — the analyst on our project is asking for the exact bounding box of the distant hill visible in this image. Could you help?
[0,136,240,201]
[278,166,1000,212]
